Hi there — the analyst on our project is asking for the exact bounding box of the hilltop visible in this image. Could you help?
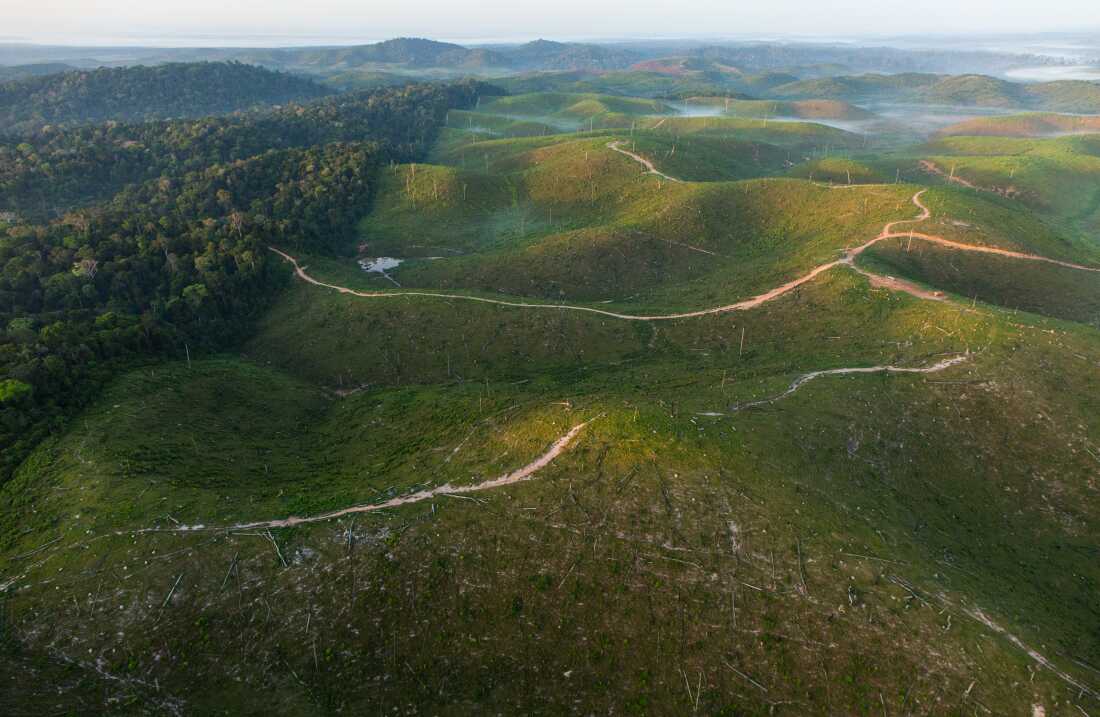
[770,72,1100,112]
[937,112,1100,137]
[243,37,511,71]
[2,58,1100,715]
[0,61,333,133]
[0,62,75,82]
[499,39,642,71]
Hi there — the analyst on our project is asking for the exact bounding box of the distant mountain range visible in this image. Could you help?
[0,36,1081,77]
[225,38,643,72]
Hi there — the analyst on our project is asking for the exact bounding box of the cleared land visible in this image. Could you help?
[3,87,1100,715]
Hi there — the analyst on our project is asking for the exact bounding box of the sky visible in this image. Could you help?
[2,0,1098,46]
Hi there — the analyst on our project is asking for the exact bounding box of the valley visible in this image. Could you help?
[1,45,1100,715]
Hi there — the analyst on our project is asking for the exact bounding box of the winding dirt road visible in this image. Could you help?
[607,140,683,182]
[270,147,1098,322]
[919,160,1021,199]
[152,417,597,533]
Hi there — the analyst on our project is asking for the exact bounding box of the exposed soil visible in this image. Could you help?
[152,417,598,534]
[271,147,1098,329]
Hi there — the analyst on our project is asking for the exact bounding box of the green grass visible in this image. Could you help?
[864,238,1100,325]
[637,114,864,148]
[685,96,875,121]
[455,92,677,135]
[480,92,674,118]
[936,112,1100,138]
[492,70,752,99]
[445,109,562,138]
[355,136,926,309]
[788,157,887,184]
[916,134,1100,241]
[768,72,1100,113]
[5,267,1100,712]
[624,133,793,181]
[7,85,1100,714]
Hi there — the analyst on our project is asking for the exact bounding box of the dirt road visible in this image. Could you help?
[270,153,1098,321]
[157,417,598,533]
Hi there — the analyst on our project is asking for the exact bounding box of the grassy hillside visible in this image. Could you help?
[685,96,875,120]
[636,115,864,148]
[916,134,1100,236]
[436,92,680,140]
[937,112,1100,137]
[480,92,673,117]
[354,138,920,307]
[864,238,1100,325]
[625,133,794,181]
[491,69,774,99]
[788,157,887,184]
[770,72,1100,112]
[370,129,1098,310]
[5,77,1100,715]
[5,264,1100,712]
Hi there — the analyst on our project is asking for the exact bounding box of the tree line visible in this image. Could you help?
[0,79,495,481]
[0,61,333,135]
[0,79,490,221]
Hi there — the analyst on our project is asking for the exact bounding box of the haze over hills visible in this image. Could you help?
[0,62,332,133]
[1,25,1100,716]
[0,34,1090,76]
[0,62,76,82]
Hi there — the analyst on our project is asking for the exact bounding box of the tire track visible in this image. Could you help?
[727,354,970,411]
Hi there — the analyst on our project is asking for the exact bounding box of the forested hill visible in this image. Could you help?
[0,62,75,83]
[0,80,491,481]
[1,79,501,221]
[0,62,333,133]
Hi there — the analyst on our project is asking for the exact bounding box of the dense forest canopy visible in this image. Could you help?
[0,79,498,221]
[0,62,75,83]
[0,78,493,481]
[0,61,333,134]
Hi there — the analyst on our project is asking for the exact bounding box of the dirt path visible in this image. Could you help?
[876,229,1100,273]
[965,606,1100,701]
[149,417,597,534]
[919,160,1021,199]
[607,140,682,182]
[729,354,970,411]
[273,245,855,320]
[844,191,1099,272]
[271,177,1098,322]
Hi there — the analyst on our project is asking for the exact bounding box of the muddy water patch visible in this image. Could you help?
[359,257,404,273]
[359,256,404,287]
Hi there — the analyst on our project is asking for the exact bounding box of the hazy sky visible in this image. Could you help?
[3,0,1098,45]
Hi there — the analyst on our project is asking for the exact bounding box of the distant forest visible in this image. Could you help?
[0,62,333,134]
[0,79,494,481]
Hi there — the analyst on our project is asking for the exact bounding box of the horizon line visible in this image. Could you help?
[4,29,1100,51]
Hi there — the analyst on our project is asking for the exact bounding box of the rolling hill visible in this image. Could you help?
[246,37,511,71]
[0,61,333,133]
[228,38,641,74]
[0,62,74,82]
[770,72,1100,112]
[3,64,1100,716]
[684,96,875,120]
[937,112,1100,137]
